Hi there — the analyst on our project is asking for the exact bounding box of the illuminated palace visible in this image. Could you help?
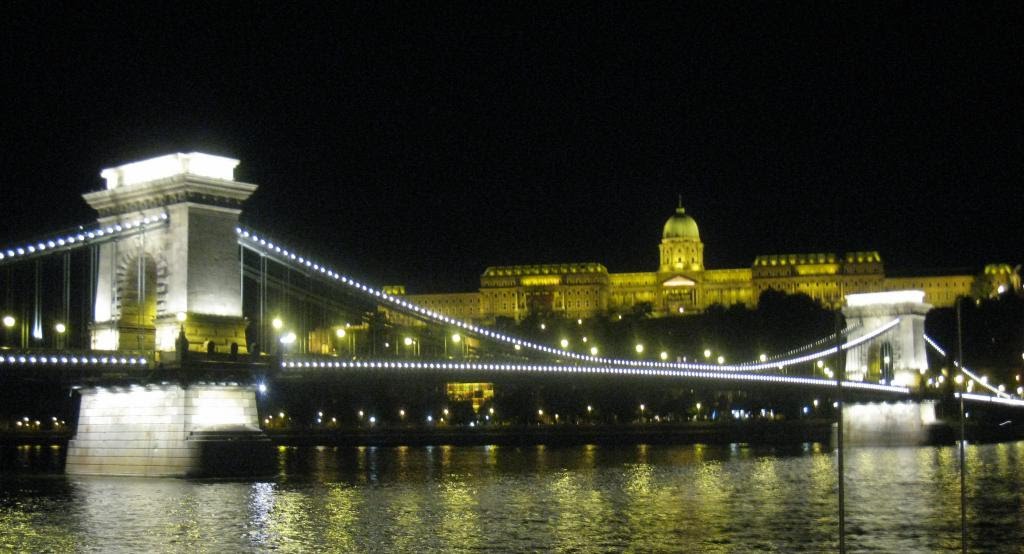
[394,204,1019,323]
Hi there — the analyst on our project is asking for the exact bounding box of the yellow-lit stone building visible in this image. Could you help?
[399,205,1018,323]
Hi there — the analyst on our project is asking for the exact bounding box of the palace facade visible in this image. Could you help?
[395,205,1019,323]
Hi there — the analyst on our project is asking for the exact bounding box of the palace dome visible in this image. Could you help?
[662,206,700,240]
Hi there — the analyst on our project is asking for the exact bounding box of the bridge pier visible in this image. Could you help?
[840,400,941,446]
[66,383,273,477]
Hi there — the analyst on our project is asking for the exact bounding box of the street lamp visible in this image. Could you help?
[175,311,187,337]
[270,317,284,355]
[403,336,419,356]
[335,327,352,358]
[703,349,712,359]
[660,351,668,361]
[635,343,644,354]
[446,332,462,358]
[54,322,66,349]
[279,331,297,354]
[560,338,569,349]
[2,315,15,349]
[590,346,598,356]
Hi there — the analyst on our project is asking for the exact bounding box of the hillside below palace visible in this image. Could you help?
[392,204,1019,323]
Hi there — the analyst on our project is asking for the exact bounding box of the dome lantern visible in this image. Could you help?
[662,206,700,241]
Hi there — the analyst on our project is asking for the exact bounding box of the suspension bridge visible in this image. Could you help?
[1,152,1018,476]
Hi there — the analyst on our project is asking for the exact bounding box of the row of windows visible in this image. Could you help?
[889,280,970,289]
[484,288,603,297]
[423,299,475,306]
[565,300,597,309]
[421,275,977,318]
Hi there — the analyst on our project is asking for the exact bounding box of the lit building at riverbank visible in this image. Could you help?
[392,204,1019,323]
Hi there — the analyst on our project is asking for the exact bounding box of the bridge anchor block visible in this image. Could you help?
[66,383,273,477]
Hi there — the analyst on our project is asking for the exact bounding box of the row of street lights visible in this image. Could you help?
[2,315,68,348]
[555,336,738,364]
[267,315,472,358]
[7,416,67,431]
[257,401,764,428]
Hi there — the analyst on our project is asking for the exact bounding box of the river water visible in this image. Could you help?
[2,441,1022,552]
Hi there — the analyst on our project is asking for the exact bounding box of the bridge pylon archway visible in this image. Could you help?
[843,290,931,389]
[114,250,160,351]
[82,153,257,353]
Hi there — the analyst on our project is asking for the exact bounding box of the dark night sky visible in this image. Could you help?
[2,3,1021,293]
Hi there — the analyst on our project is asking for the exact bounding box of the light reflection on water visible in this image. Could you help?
[2,441,1023,552]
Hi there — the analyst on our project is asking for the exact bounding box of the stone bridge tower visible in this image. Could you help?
[842,290,931,388]
[82,153,257,353]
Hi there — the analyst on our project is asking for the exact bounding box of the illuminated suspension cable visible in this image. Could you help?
[278,357,911,395]
[924,334,1013,399]
[236,227,901,373]
[736,324,860,367]
[0,213,169,264]
[956,392,1024,408]
[0,352,147,366]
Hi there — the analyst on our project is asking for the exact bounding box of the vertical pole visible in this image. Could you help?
[19,266,28,349]
[957,298,967,554]
[259,253,267,354]
[62,252,70,349]
[138,233,145,351]
[88,244,97,348]
[239,244,244,328]
[32,259,42,345]
[21,299,28,349]
[0,267,5,347]
[836,309,845,554]
[111,239,118,333]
